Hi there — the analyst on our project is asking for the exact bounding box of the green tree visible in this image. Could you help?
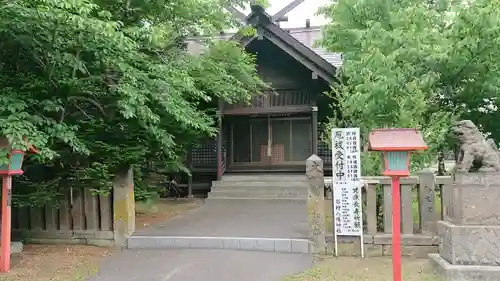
[0,0,265,205]
[319,0,500,175]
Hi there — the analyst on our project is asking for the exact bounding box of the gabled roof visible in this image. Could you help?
[287,27,342,68]
[368,129,428,151]
[186,28,342,67]
[185,5,342,84]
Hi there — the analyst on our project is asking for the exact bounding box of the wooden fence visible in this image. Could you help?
[10,169,135,247]
[12,187,114,246]
[324,171,453,257]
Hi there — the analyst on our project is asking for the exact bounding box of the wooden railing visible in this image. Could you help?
[269,89,312,107]
[10,169,135,247]
[223,89,312,113]
[323,172,453,255]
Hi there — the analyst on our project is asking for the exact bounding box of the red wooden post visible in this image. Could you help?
[368,128,428,281]
[216,110,223,180]
[0,137,39,272]
[0,176,12,272]
[391,176,402,281]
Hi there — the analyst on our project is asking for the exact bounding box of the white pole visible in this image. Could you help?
[359,180,365,258]
[334,233,339,256]
[360,231,365,258]
[333,197,339,256]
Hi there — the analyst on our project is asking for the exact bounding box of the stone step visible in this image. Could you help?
[210,187,308,194]
[220,174,306,183]
[212,181,308,188]
[128,236,311,254]
[212,185,309,190]
[208,190,307,199]
[210,188,308,197]
[205,197,307,203]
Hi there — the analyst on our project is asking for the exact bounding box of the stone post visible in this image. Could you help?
[429,172,500,281]
[306,154,326,254]
[417,169,436,235]
[113,167,135,248]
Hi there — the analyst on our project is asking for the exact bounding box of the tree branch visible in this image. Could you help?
[68,96,107,117]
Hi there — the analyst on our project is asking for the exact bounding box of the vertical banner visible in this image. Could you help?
[331,128,364,258]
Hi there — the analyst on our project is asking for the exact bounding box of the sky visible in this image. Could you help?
[238,0,332,28]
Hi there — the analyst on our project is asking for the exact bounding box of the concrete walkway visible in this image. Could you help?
[133,199,307,238]
[88,249,312,281]
[90,198,312,280]
[129,199,310,253]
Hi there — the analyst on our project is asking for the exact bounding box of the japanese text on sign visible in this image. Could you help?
[332,129,360,184]
[331,128,363,236]
[333,182,363,235]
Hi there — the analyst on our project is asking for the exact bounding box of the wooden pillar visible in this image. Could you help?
[312,106,318,155]
[267,114,272,168]
[216,110,223,181]
[187,149,193,198]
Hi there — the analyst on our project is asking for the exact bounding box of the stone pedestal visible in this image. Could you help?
[430,172,500,281]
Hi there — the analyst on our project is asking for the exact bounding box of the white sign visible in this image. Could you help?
[332,128,361,184]
[333,182,363,235]
[331,128,364,258]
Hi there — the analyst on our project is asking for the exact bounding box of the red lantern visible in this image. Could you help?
[368,128,428,176]
[0,136,39,272]
[368,128,427,281]
[0,137,39,175]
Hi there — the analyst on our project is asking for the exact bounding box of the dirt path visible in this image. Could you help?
[0,245,113,281]
[135,198,203,230]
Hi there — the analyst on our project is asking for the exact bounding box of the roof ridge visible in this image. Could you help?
[282,26,323,32]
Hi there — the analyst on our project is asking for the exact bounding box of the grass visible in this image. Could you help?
[325,191,442,233]
[284,256,441,281]
[0,197,202,281]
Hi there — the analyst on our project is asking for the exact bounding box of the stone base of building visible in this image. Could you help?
[429,253,500,281]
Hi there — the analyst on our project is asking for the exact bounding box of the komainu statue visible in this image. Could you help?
[487,138,498,151]
[452,120,500,173]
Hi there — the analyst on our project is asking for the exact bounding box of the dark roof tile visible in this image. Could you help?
[185,26,342,68]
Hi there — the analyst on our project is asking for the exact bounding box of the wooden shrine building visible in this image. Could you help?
[184,4,341,191]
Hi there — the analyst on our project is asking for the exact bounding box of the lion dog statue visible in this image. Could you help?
[452,120,500,173]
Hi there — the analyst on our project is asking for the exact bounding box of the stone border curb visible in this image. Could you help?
[429,253,500,281]
[11,242,23,254]
[127,236,311,254]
